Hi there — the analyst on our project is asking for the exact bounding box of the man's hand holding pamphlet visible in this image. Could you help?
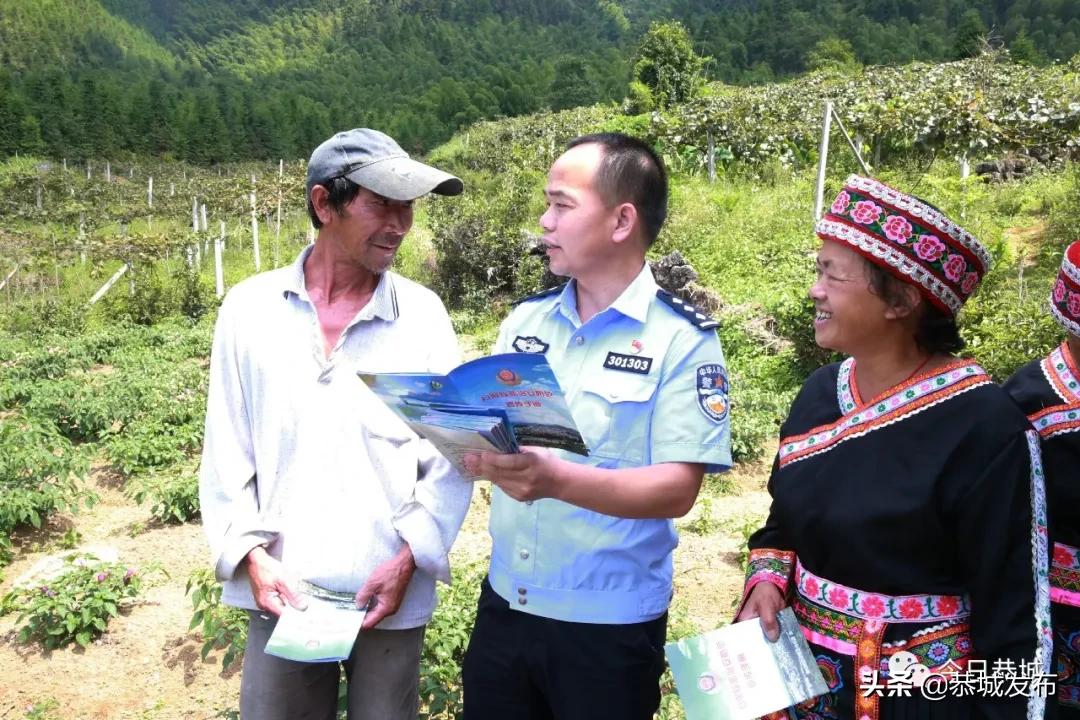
[359,352,589,479]
[264,581,367,663]
[665,608,829,720]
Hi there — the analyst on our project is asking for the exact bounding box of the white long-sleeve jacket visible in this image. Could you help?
[198,246,472,629]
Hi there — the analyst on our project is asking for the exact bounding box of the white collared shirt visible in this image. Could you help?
[199,245,472,629]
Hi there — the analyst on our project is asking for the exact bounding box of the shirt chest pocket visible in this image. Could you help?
[579,372,659,466]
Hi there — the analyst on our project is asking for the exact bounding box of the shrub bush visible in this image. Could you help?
[426,170,542,310]
[1,554,142,649]
[418,560,487,719]
[127,463,200,523]
[187,568,249,670]
[0,412,94,565]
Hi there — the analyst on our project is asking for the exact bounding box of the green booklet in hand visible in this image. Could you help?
[264,581,366,663]
[665,607,828,720]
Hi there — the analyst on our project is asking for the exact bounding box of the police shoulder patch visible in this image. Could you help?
[695,363,729,423]
[512,283,567,306]
[656,290,720,330]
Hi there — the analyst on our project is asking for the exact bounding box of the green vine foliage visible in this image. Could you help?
[660,52,1080,168]
[434,53,1080,183]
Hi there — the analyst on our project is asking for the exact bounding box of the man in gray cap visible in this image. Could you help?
[199,128,472,719]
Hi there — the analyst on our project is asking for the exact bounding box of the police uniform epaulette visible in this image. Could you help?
[656,289,720,330]
[512,283,566,306]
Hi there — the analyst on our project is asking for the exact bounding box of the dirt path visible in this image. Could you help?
[0,460,770,719]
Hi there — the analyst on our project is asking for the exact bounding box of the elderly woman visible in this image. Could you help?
[1004,240,1080,718]
[737,175,1052,720]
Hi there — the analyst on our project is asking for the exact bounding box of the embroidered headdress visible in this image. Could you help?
[816,175,992,317]
[1050,240,1080,336]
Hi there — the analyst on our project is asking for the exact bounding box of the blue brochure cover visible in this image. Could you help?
[359,353,588,477]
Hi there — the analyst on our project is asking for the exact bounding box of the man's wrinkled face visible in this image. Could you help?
[333,187,414,274]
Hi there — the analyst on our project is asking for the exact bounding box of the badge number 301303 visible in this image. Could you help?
[604,351,653,375]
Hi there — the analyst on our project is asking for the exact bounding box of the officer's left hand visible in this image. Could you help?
[464,447,563,502]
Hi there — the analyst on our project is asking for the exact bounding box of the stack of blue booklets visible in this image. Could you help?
[359,352,589,478]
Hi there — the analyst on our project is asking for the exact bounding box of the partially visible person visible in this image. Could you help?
[199,128,472,720]
[461,133,732,720]
[1005,239,1080,718]
[737,175,1052,720]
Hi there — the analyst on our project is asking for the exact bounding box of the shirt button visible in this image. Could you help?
[518,597,528,606]
[525,500,533,506]
[519,549,530,560]
[575,336,584,345]
[518,587,527,596]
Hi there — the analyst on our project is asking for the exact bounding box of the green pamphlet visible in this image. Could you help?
[665,608,828,720]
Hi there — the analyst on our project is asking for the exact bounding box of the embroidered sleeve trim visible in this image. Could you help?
[781,362,989,469]
[1024,429,1053,720]
[739,548,795,615]
[1051,541,1080,607]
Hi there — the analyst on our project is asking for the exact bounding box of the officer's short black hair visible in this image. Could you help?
[566,133,668,247]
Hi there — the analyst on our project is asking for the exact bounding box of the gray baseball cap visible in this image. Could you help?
[306,128,463,201]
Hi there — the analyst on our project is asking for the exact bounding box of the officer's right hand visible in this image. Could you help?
[245,546,307,617]
[735,582,786,643]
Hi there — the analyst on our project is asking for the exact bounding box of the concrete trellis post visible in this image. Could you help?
[276,159,284,237]
[201,204,209,256]
[707,129,716,183]
[88,264,130,305]
[215,221,225,298]
[813,102,834,221]
[0,266,17,293]
[251,190,261,272]
[829,107,870,175]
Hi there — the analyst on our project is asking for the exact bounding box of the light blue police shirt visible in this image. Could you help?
[487,263,732,624]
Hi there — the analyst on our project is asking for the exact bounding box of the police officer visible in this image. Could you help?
[461,133,732,719]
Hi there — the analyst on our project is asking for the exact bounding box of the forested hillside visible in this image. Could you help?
[0,0,1078,162]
